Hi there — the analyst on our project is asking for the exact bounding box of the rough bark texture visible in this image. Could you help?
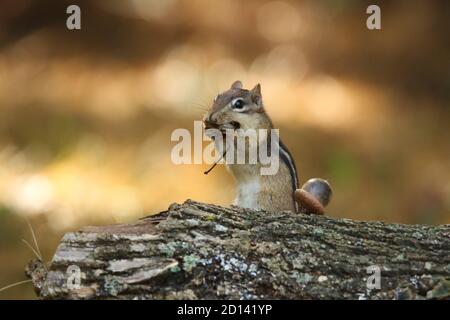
[26,200,450,300]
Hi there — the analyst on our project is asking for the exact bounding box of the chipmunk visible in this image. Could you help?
[203,80,332,215]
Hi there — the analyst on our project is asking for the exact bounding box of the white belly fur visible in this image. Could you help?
[234,177,261,209]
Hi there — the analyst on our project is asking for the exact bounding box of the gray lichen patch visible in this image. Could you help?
[214,224,228,232]
[157,242,177,257]
[103,276,124,296]
[426,278,450,299]
[182,255,199,272]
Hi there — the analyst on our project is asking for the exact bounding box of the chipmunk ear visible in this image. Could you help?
[250,83,262,105]
[230,80,243,90]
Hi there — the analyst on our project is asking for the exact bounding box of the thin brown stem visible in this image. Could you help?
[204,148,228,175]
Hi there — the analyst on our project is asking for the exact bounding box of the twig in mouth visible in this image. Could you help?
[204,148,228,175]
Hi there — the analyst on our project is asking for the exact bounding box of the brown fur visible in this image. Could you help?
[204,81,297,212]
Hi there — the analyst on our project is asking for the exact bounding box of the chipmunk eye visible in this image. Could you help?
[231,98,245,110]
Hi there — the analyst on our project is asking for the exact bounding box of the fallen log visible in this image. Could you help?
[26,200,450,299]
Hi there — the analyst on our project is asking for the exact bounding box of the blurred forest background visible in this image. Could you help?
[0,0,449,299]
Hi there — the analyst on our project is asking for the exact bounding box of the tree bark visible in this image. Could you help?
[26,200,450,300]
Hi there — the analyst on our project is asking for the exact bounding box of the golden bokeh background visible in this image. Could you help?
[0,0,449,299]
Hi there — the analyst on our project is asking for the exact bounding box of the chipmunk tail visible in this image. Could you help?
[294,178,332,215]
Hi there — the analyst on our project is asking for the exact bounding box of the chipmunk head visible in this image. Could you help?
[204,81,271,132]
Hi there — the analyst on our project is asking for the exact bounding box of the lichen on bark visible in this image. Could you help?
[26,200,450,300]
